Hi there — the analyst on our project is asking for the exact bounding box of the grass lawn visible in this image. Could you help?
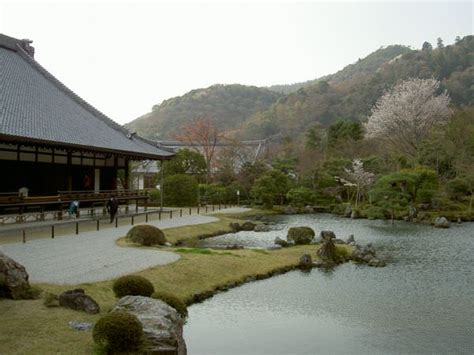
[0,208,350,354]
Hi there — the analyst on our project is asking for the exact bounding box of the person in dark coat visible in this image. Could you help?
[106,196,119,223]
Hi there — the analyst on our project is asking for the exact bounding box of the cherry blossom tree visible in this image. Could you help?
[364,78,451,158]
[336,159,375,207]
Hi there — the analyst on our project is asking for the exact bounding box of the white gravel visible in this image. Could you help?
[0,209,249,285]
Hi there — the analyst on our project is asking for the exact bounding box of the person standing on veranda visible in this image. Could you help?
[106,196,119,223]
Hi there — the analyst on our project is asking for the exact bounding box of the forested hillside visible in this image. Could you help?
[267,45,413,94]
[126,84,281,139]
[127,36,472,141]
[139,36,473,223]
[244,36,473,139]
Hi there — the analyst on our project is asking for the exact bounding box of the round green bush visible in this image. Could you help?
[126,224,166,246]
[287,187,316,207]
[287,226,315,245]
[112,275,155,298]
[93,311,143,353]
[152,291,188,319]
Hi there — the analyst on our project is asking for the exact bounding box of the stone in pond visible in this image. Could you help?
[299,253,313,269]
[287,227,315,245]
[367,258,387,267]
[274,237,289,247]
[254,224,271,232]
[434,217,450,228]
[241,221,256,231]
[346,234,355,244]
[317,234,337,264]
[229,222,241,232]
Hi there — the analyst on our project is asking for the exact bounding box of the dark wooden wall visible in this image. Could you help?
[0,160,118,195]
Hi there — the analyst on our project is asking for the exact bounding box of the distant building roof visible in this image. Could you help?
[134,160,159,174]
[157,139,267,148]
[0,34,174,160]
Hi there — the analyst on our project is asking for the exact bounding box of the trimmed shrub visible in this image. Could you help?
[126,224,166,246]
[112,275,154,298]
[93,311,143,353]
[163,174,199,207]
[152,291,188,319]
[287,227,315,245]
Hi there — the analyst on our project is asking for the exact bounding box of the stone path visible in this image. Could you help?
[0,208,251,284]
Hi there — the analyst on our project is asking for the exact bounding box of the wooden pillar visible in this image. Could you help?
[67,151,72,191]
[124,158,130,190]
[113,155,118,191]
[160,159,164,211]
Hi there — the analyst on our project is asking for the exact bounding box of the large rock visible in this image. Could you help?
[434,217,450,228]
[287,227,315,245]
[299,253,313,269]
[0,251,31,299]
[113,296,187,355]
[316,232,337,264]
[283,206,297,215]
[59,289,100,314]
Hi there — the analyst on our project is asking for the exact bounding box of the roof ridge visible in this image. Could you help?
[137,136,177,153]
[14,43,131,137]
[0,33,21,51]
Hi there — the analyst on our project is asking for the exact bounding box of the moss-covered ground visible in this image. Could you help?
[0,208,349,354]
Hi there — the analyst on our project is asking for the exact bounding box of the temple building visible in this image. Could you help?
[0,33,174,199]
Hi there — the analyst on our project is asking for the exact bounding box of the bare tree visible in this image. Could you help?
[364,78,451,158]
[175,116,225,183]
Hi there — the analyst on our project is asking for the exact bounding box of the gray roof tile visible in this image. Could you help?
[0,34,174,159]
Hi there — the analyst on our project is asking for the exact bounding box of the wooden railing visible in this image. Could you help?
[57,189,148,201]
[0,190,149,221]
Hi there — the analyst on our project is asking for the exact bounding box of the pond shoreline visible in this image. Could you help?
[185,213,474,355]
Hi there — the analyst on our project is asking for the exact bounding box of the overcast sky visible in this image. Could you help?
[1,1,472,124]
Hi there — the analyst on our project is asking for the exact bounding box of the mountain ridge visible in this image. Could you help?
[127,36,473,141]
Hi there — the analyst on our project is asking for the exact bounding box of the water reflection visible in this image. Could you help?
[185,214,474,355]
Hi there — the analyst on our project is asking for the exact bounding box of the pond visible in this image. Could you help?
[185,214,474,355]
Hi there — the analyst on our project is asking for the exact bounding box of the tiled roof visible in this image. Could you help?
[0,34,174,159]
